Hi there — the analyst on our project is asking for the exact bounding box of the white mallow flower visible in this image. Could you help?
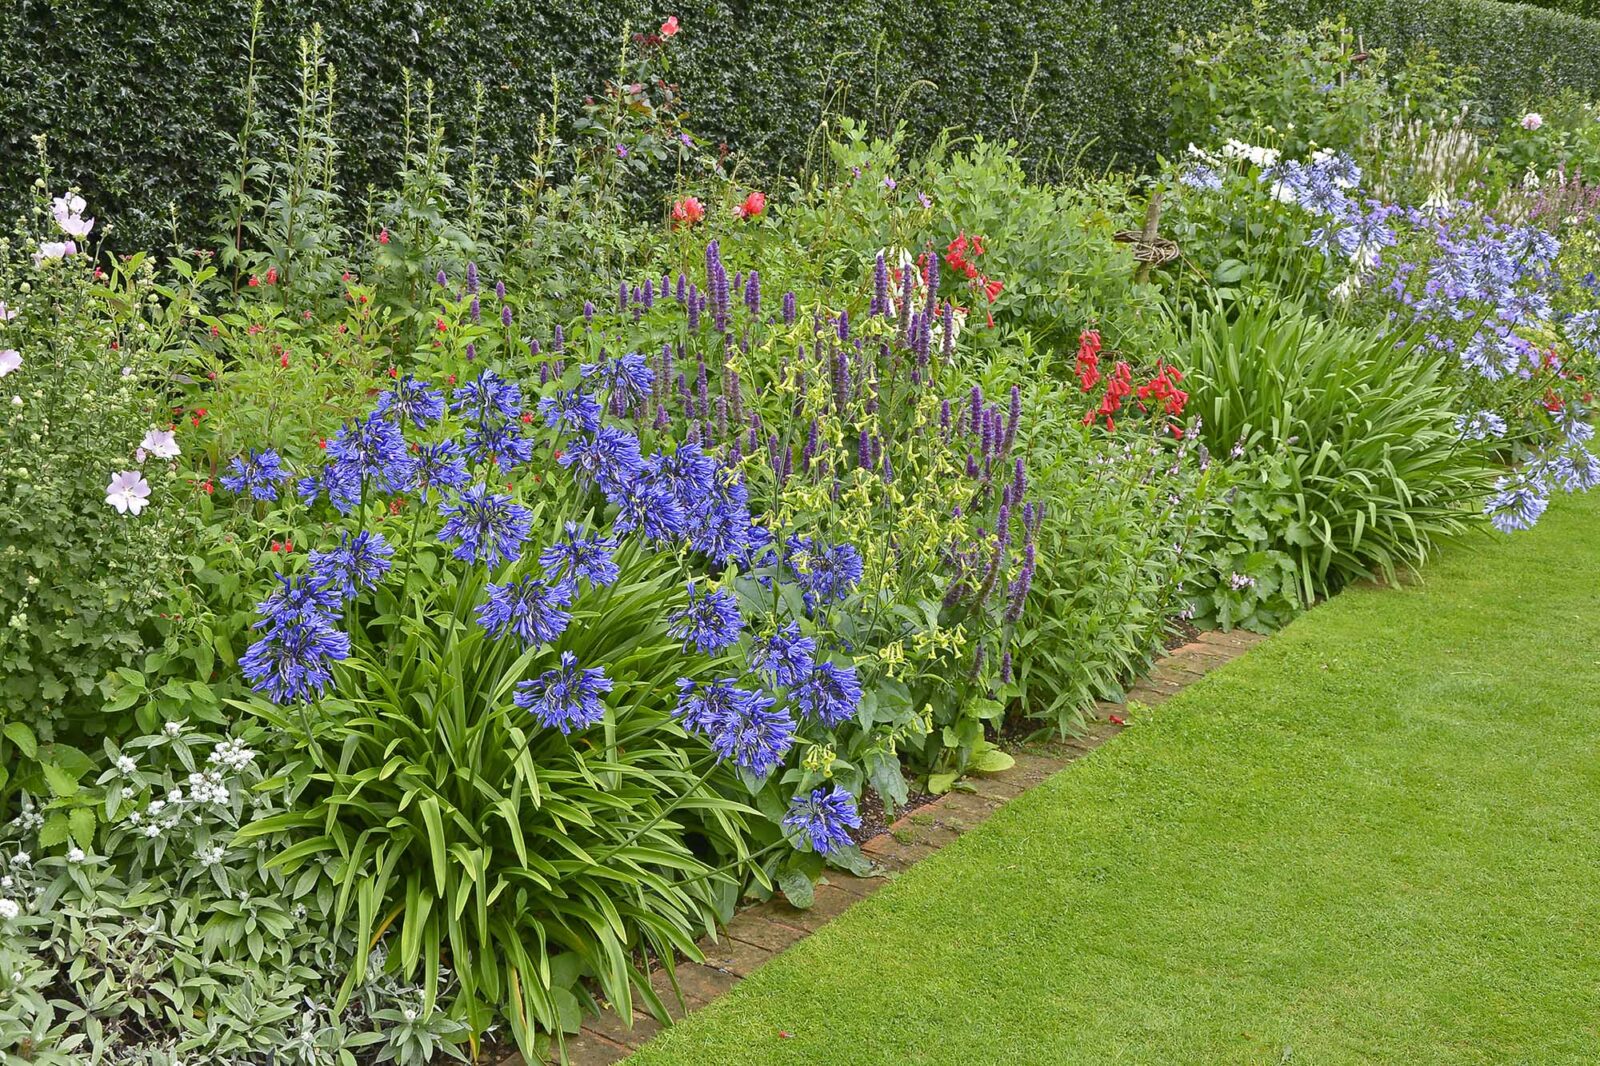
[137,428,180,461]
[0,350,19,378]
[51,195,94,239]
[33,240,76,265]
[105,470,151,515]
[0,899,19,921]
[0,301,17,321]
[1521,112,1543,131]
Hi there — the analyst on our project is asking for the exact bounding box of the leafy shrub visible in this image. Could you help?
[1179,297,1501,601]
[0,189,186,744]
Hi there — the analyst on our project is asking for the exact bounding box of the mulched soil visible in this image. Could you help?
[851,783,937,842]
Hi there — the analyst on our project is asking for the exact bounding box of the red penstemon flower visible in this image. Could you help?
[671,196,705,227]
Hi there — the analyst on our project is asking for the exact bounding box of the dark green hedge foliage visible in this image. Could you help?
[3,0,1599,250]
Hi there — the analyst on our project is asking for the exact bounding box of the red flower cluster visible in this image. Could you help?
[1075,330,1103,391]
[269,540,294,554]
[1075,330,1186,436]
[733,191,767,220]
[1136,363,1189,438]
[944,233,1005,327]
[671,196,705,227]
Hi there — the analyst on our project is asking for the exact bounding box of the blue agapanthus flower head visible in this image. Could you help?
[559,426,645,499]
[254,573,344,629]
[612,476,689,542]
[297,461,363,515]
[476,574,575,647]
[451,370,522,421]
[308,530,395,598]
[793,660,862,727]
[240,618,350,704]
[581,352,655,411]
[438,483,534,566]
[749,622,815,688]
[221,448,289,501]
[667,581,743,654]
[540,521,620,587]
[1485,473,1549,533]
[514,651,612,733]
[674,677,749,735]
[1546,446,1600,493]
[538,387,603,434]
[374,374,446,428]
[463,418,536,469]
[690,477,753,564]
[785,537,865,609]
[782,785,861,855]
[328,413,413,492]
[411,440,471,500]
[649,444,718,508]
[1455,410,1507,442]
[674,679,794,777]
[1178,165,1223,192]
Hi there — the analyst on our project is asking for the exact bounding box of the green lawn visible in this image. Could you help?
[630,491,1600,1065]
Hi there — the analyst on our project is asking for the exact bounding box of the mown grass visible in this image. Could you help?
[630,490,1600,1064]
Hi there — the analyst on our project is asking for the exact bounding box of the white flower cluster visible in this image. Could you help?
[12,802,42,833]
[1218,139,1280,168]
[0,898,19,921]
[209,739,257,772]
[197,844,226,867]
[186,769,230,806]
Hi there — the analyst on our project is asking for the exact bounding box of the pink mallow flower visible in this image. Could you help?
[105,471,151,515]
[137,428,180,462]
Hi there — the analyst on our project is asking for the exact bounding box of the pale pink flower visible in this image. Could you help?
[105,471,151,515]
[0,350,18,378]
[137,428,180,461]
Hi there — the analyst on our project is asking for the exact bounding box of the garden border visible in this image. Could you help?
[501,628,1268,1066]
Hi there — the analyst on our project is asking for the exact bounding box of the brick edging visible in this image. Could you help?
[504,632,1267,1065]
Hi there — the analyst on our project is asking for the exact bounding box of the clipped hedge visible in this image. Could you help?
[2,0,1599,250]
